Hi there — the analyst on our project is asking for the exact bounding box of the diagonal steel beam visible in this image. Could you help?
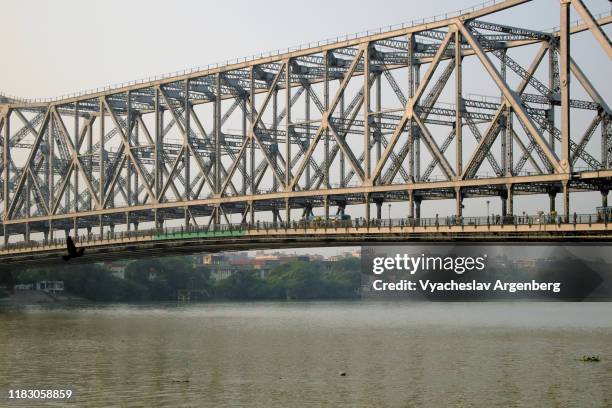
[370,31,454,183]
[570,0,612,58]
[458,21,561,173]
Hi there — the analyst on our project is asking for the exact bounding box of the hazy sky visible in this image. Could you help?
[1,0,608,98]
[0,0,610,225]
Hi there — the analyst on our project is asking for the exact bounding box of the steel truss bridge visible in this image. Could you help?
[0,0,611,265]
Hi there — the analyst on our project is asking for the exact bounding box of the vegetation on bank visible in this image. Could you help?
[13,257,362,302]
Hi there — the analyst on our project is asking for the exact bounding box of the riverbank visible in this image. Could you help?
[0,290,84,304]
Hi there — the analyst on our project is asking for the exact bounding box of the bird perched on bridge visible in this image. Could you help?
[62,236,85,261]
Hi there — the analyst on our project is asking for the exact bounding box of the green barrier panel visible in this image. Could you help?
[154,229,246,241]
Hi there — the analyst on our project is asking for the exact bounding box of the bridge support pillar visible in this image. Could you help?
[285,198,290,225]
[73,218,78,237]
[43,230,49,244]
[324,196,329,220]
[375,198,383,220]
[86,226,91,240]
[414,197,422,220]
[184,207,190,229]
[506,184,513,216]
[272,209,279,225]
[563,181,570,221]
[365,194,371,225]
[249,201,255,226]
[500,190,507,218]
[3,225,7,245]
[134,221,139,232]
[49,221,54,241]
[548,191,556,214]
[601,189,609,207]
[126,212,130,231]
[408,191,414,219]
[455,188,463,217]
[24,223,30,243]
[214,206,220,229]
[337,202,346,216]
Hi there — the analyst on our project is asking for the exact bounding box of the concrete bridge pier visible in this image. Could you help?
[365,193,371,225]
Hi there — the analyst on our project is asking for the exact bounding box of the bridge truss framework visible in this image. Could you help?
[0,0,611,248]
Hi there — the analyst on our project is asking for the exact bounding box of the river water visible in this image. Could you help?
[1,301,611,407]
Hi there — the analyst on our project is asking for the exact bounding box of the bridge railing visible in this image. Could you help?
[0,212,609,253]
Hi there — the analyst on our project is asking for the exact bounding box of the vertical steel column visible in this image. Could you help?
[241,96,247,195]
[602,114,611,169]
[562,180,570,220]
[548,41,557,151]
[285,58,291,189]
[560,0,571,172]
[73,102,79,213]
[324,51,330,189]
[49,110,55,216]
[305,84,311,187]
[87,117,93,210]
[250,67,256,197]
[185,79,191,200]
[500,49,507,175]
[506,184,513,216]
[3,110,9,221]
[154,89,161,201]
[455,188,462,217]
[98,99,104,209]
[134,116,139,205]
[215,74,221,197]
[126,92,132,207]
[339,93,345,187]
[407,33,415,182]
[375,71,381,167]
[455,29,463,178]
[363,45,371,182]
[272,88,278,192]
[549,191,556,214]
[414,67,421,181]
[408,190,414,219]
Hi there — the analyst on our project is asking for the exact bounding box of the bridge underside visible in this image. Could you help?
[0,0,611,265]
[2,220,611,268]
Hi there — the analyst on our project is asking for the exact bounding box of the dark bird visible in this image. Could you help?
[62,236,85,261]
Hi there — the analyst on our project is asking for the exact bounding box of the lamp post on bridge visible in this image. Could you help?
[486,200,490,219]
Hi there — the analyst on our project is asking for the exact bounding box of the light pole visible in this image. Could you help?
[486,200,490,218]
[388,203,391,224]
